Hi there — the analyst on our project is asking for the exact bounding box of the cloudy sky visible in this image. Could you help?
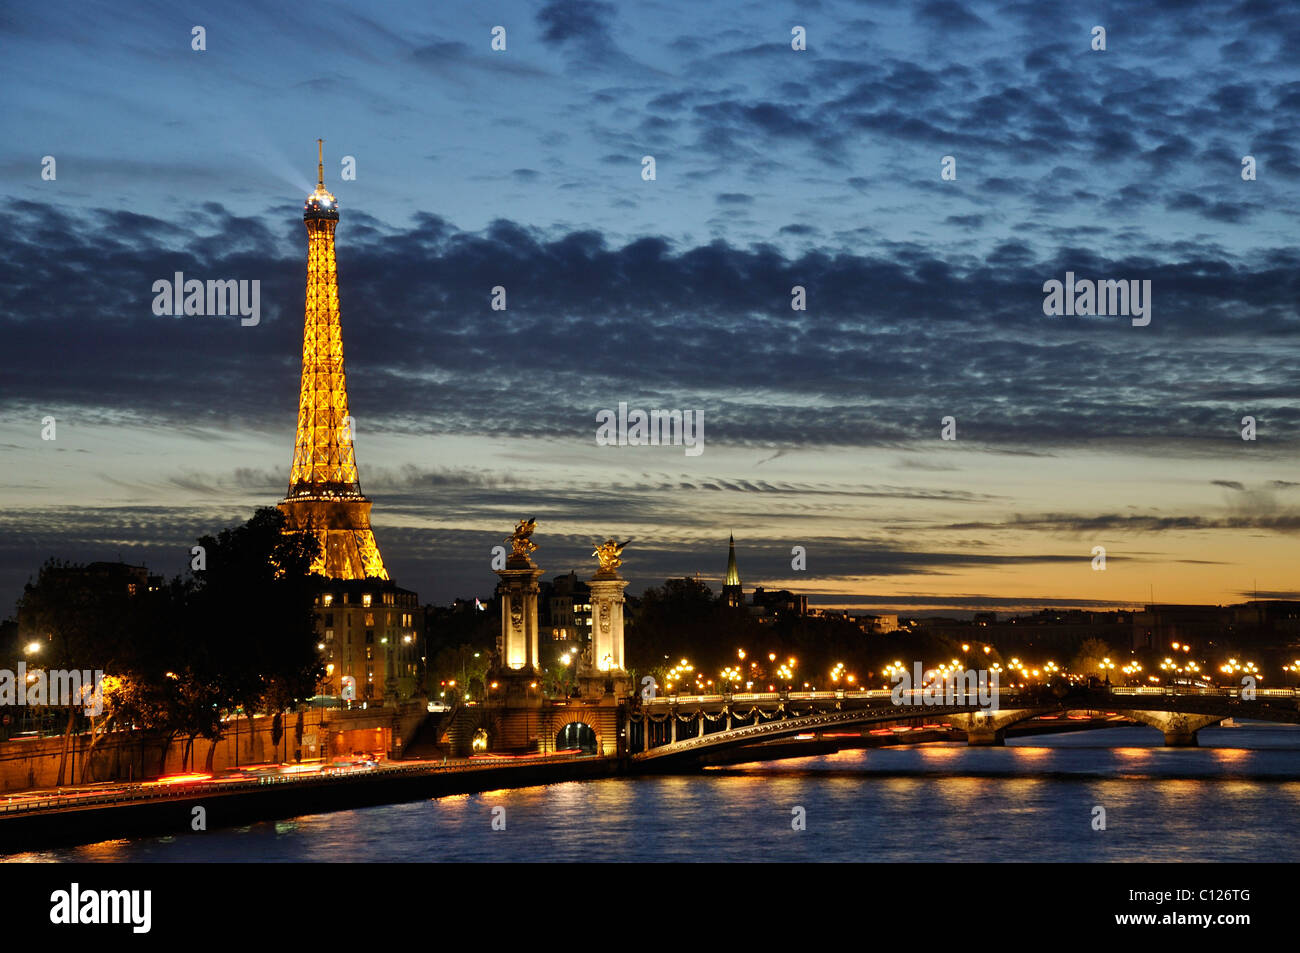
[1,0,1298,616]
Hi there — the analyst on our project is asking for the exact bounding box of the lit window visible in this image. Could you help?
[322,594,333,607]
[362,593,372,608]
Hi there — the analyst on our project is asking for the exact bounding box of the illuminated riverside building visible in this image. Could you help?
[278,141,419,704]
[548,571,593,643]
[314,582,420,703]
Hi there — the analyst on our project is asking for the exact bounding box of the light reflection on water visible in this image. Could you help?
[11,726,1300,863]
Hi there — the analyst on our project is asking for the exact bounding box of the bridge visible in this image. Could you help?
[456,532,1300,764]
[624,686,1300,766]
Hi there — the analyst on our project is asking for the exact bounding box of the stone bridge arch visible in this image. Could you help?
[633,704,1009,763]
[1110,709,1225,746]
[944,708,1056,745]
[544,709,611,756]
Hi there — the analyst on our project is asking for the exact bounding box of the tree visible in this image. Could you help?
[16,559,139,785]
[1070,638,1114,682]
[77,577,192,780]
[630,577,724,670]
[188,507,322,759]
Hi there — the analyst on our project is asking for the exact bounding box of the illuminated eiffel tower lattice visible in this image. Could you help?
[278,139,388,580]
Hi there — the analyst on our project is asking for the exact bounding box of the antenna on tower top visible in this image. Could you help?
[317,138,324,189]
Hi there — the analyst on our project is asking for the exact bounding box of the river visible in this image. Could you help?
[15,725,1300,862]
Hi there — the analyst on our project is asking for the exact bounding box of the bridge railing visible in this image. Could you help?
[1110,686,1297,698]
[643,685,1298,707]
[641,688,1022,707]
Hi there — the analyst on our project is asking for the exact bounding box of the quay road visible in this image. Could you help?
[0,751,617,853]
[0,752,589,818]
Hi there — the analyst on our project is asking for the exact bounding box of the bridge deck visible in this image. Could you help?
[628,686,1300,762]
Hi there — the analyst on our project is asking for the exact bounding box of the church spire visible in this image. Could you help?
[723,533,744,607]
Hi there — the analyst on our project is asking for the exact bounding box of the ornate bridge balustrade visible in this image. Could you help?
[624,687,1300,765]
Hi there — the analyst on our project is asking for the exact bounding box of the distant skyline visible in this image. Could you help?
[2,0,1298,615]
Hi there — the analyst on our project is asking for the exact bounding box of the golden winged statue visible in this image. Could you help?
[593,537,631,573]
[507,517,537,560]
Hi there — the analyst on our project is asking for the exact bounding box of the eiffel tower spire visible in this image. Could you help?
[278,140,388,580]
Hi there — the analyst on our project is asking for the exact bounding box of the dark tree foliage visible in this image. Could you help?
[189,507,323,716]
[16,559,144,783]
[425,597,498,657]
[424,597,498,699]
[16,558,137,674]
[629,577,727,670]
[12,509,325,775]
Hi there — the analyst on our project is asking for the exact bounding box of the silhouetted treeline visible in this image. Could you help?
[7,508,322,779]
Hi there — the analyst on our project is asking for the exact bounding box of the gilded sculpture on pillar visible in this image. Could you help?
[593,537,630,575]
[506,517,538,562]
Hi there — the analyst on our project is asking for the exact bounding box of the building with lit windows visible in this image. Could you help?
[315,581,421,703]
[548,571,592,646]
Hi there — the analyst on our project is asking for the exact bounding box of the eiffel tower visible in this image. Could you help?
[278,140,388,580]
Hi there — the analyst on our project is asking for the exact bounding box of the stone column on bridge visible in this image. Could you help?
[579,538,631,698]
[966,723,1005,746]
[494,519,544,686]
